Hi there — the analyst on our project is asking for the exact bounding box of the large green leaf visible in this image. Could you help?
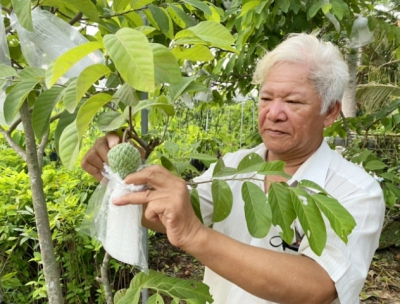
[167,4,195,28]
[211,179,233,222]
[40,0,99,21]
[54,109,79,152]
[4,79,39,125]
[236,152,264,174]
[147,293,164,304]
[11,0,33,31]
[290,188,327,256]
[131,100,175,117]
[311,194,356,244]
[113,289,128,304]
[117,287,141,304]
[76,64,111,104]
[181,0,211,15]
[268,183,296,243]
[114,83,140,107]
[257,161,291,178]
[171,45,214,61]
[76,93,114,140]
[151,44,182,86]
[32,86,64,140]
[364,160,387,170]
[46,41,104,88]
[168,76,197,101]
[242,181,271,238]
[104,28,154,92]
[59,121,80,169]
[19,67,46,80]
[148,5,172,39]
[131,0,154,10]
[175,21,237,53]
[97,111,127,132]
[63,78,78,113]
[113,0,131,12]
[190,188,204,224]
[0,65,18,78]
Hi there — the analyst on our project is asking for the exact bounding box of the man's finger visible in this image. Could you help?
[124,165,184,190]
[106,131,121,149]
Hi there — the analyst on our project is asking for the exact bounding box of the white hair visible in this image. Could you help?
[252,33,349,114]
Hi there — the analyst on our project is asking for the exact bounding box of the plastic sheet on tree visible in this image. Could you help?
[10,7,104,83]
[80,164,148,273]
[349,16,374,48]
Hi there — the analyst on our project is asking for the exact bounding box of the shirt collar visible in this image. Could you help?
[253,141,333,189]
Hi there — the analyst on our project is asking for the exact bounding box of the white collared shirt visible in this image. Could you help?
[194,141,385,304]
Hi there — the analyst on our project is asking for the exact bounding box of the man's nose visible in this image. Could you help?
[266,100,287,122]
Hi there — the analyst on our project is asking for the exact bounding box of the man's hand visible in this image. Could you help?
[81,132,121,181]
[113,165,205,250]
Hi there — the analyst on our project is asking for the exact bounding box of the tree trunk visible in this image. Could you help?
[19,102,64,303]
[342,48,359,117]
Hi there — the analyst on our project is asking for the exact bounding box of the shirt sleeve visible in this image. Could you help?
[298,182,385,303]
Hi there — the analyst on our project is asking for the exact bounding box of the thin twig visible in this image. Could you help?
[161,116,169,143]
[0,125,26,161]
[339,110,351,147]
[1,6,12,14]
[69,12,83,25]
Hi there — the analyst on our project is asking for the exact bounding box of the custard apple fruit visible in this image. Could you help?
[108,143,141,179]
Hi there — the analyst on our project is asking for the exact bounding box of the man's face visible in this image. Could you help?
[258,62,339,161]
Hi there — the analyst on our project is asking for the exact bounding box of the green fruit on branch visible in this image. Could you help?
[108,143,141,179]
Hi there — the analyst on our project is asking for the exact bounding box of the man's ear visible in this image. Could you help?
[324,102,341,128]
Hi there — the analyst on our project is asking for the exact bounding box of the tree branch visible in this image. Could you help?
[96,252,113,304]
[1,6,12,14]
[69,12,83,25]
[0,125,27,161]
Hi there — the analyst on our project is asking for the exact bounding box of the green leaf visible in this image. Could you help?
[131,100,175,116]
[76,93,114,140]
[0,64,18,78]
[40,0,99,21]
[364,160,387,171]
[181,0,211,15]
[59,121,81,169]
[76,64,111,104]
[118,287,141,304]
[131,0,154,10]
[175,21,237,53]
[114,83,140,107]
[190,188,204,224]
[148,5,172,39]
[19,67,46,80]
[160,156,178,174]
[114,289,128,304]
[268,183,296,243]
[321,3,332,14]
[237,153,264,174]
[97,111,127,131]
[211,179,233,222]
[151,44,182,85]
[213,167,237,178]
[167,4,195,28]
[32,86,64,140]
[63,78,78,113]
[239,1,261,17]
[171,45,214,61]
[54,109,79,152]
[212,158,225,176]
[184,153,217,163]
[168,76,197,101]
[386,182,400,199]
[11,0,33,31]
[242,181,271,238]
[113,0,131,12]
[46,41,104,88]
[290,188,326,256]
[257,161,291,178]
[297,180,327,195]
[4,79,39,125]
[147,293,164,304]
[311,194,356,244]
[104,28,154,92]
[307,0,324,19]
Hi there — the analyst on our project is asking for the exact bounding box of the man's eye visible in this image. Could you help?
[288,100,300,104]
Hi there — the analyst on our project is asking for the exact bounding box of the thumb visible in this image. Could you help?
[106,131,121,149]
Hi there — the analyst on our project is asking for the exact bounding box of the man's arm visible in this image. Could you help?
[114,165,337,304]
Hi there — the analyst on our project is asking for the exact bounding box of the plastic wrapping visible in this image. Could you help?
[80,165,148,273]
[10,7,103,82]
[349,16,374,48]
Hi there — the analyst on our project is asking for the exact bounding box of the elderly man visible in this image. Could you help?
[81,34,385,304]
